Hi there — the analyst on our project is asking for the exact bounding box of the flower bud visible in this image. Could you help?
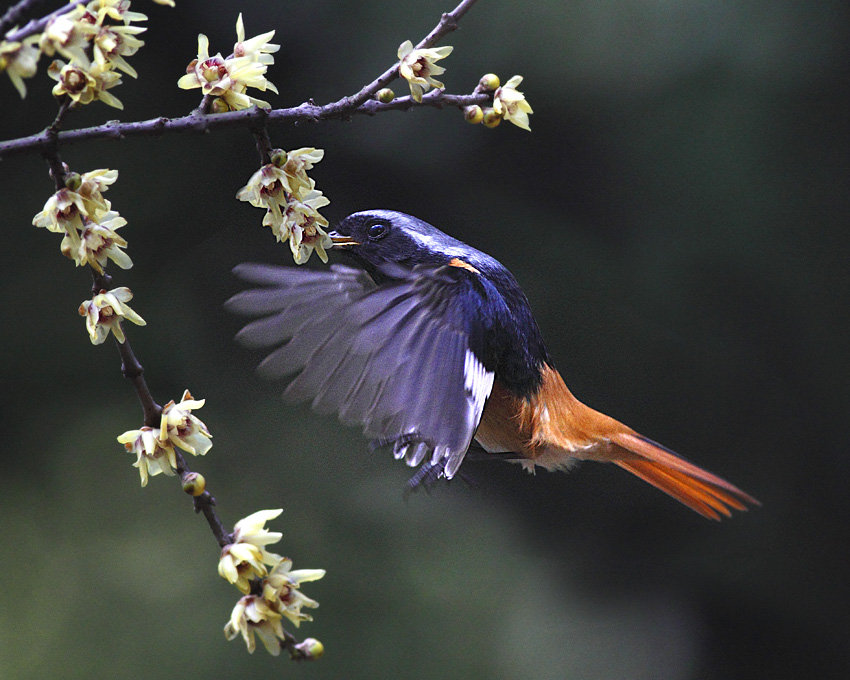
[270,149,288,167]
[376,88,395,103]
[481,107,502,128]
[182,472,206,496]
[209,97,230,114]
[463,105,483,124]
[65,172,82,191]
[478,73,500,91]
[295,638,324,660]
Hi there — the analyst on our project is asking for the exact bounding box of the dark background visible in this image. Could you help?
[1,0,848,678]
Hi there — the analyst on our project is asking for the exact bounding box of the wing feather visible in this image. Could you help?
[226,262,494,479]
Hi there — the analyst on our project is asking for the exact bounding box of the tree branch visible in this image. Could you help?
[4,0,77,42]
[0,0,50,38]
[1,91,490,159]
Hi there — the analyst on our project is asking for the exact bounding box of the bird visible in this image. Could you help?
[226,209,759,520]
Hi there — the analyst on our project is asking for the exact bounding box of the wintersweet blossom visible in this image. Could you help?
[397,39,453,102]
[236,163,292,232]
[62,212,133,272]
[160,390,212,456]
[86,22,147,78]
[39,8,90,63]
[219,542,280,594]
[233,13,279,63]
[0,37,40,98]
[224,595,286,655]
[48,58,124,109]
[233,509,284,548]
[284,190,332,264]
[87,0,149,26]
[218,509,283,591]
[492,75,533,131]
[178,15,278,111]
[79,286,146,344]
[262,558,325,627]
[33,168,119,246]
[280,148,324,198]
[117,425,177,487]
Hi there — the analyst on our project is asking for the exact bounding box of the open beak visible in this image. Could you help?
[329,231,360,248]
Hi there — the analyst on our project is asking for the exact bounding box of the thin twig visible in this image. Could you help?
[4,0,78,42]
[320,0,480,117]
[0,0,51,38]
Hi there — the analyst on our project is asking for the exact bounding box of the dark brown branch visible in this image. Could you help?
[42,97,73,189]
[1,91,490,159]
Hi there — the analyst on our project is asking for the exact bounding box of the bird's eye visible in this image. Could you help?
[367,221,389,240]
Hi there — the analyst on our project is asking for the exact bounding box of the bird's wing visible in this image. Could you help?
[226,263,494,479]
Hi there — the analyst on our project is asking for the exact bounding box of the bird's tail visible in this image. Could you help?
[610,432,760,520]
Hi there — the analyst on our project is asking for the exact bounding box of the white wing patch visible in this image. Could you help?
[464,349,495,423]
[413,349,494,480]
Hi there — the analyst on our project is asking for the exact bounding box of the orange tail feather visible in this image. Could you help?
[612,432,760,520]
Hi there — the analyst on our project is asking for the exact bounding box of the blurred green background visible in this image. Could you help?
[1,0,848,677]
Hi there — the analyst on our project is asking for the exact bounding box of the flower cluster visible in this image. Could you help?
[117,389,212,486]
[219,509,325,655]
[464,74,533,131]
[33,166,134,264]
[1,0,165,104]
[397,39,453,102]
[178,14,279,111]
[236,148,333,265]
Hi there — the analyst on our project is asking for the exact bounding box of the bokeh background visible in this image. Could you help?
[1,0,848,678]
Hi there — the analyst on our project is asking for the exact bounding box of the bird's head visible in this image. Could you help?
[329,210,472,271]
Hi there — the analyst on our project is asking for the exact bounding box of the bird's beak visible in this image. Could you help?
[329,231,360,248]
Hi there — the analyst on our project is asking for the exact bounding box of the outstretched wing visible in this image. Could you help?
[225,263,494,479]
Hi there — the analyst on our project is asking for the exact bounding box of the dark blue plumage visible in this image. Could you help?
[332,210,551,398]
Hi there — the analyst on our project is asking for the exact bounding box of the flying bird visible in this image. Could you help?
[226,210,758,520]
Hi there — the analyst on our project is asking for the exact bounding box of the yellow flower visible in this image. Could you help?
[75,168,119,216]
[236,163,290,234]
[34,168,119,249]
[79,286,146,344]
[283,190,331,265]
[233,509,284,548]
[117,425,177,487]
[48,58,124,109]
[151,0,175,6]
[280,147,323,198]
[219,542,280,594]
[0,37,40,98]
[39,8,90,63]
[218,509,283,591]
[160,390,212,456]
[178,15,278,111]
[261,558,325,627]
[84,22,147,78]
[492,75,533,131]
[33,189,86,242]
[87,0,149,26]
[62,212,133,273]
[397,39,453,103]
[224,595,285,655]
[233,13,279,64]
